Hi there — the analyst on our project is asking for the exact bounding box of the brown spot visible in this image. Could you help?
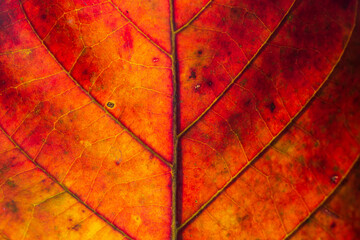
[6,179,16,188]
[5,200,18,213]
[197,50,203,55]
[106,101,115,109]
[115,159,121,165]
[268,102,276,112]
[72,224,81,231]
[244,99,252,107]
[330,222,336,229]
[189,69,196,79]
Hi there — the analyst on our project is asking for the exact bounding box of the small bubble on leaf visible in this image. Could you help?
[195,84,201,90]
[152,57,159,63]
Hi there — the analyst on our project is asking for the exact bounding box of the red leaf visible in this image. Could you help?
[0,0,359,239]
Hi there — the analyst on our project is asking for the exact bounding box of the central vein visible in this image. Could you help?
[169,0,179,239]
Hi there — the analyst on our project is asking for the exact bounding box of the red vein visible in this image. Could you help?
[178,0,297,138]
[0,125,134,240]
[19,1,171,168]
[177,2,358,230]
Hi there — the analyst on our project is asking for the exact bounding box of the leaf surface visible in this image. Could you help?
[0,0,359,239]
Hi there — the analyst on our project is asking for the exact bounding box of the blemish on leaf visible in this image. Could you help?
[197,50,203,55]
[189,69,196,79]
[72,224,81,231]
[5,200,18,213]
[195,84,201,90]
[106,101,115,109]
[330,222,336,229]
[268,102,276,112]
[152,57,159,63]
[115,158,121,165]
[331,175,339,184]
[5,179,16,188]
[207,81,213,86]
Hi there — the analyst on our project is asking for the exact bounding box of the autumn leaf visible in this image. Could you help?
[0,0,359,239]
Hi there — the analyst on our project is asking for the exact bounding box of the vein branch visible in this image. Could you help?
[177,3,357,229]
[178,0,298,138]
[175,0,213,34]
[0,125,134,240]
[108,0,171,57]
[284,155,360,239]
[19,1,171,168]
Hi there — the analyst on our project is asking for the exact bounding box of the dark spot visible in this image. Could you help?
[125,10,129,14]
[115,159,121,165]
[152,57,159,63]
[330,222,336,229]
[189,69,196,79]
[149,154,154,159]
[331,175,339,184]
[41,14,47,20]
[72,224,81,231]
[207,81,213,86]
[5,200,18,213]
[336,0,351,9]
[106,102,115,108]
[197,50,203,55]
[231,8,239,15]
[244,99,252,107]
[237,214,249,223]
[69,218,73,222]
[268,102,276,112]
[81,210,85,213]
[6,179,16,188]
[82,69,88,75]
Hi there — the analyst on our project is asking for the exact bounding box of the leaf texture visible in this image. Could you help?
[0,0,359,239]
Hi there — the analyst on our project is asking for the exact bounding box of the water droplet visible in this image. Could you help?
[195,84,201,90]
[152,57,159,63]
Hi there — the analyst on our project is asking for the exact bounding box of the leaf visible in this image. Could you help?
[0,0,359,239]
